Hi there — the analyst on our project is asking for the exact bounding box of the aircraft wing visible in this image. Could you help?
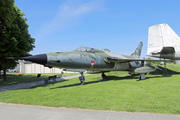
[106,57,172,63]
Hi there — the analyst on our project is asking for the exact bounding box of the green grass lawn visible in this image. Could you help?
[0,73,80,86]
[0,64,180,114]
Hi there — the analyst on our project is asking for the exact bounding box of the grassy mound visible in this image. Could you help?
[0,64,180,114]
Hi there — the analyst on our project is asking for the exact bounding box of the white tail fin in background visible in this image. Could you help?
[147,24,180,55]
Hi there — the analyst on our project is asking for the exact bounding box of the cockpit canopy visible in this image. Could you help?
[102,49,111,52]
[74,46,95,53]
[74,46,87,52]
[74,46,111,53]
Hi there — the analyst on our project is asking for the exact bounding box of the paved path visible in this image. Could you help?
[0,74,89,92]
[0,103,179,120]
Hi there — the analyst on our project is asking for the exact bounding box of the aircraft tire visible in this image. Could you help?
[139,75,141,80]
[81,81,84,85]
[101,73,106,79]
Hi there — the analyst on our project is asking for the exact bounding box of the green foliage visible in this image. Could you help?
[0,65,180,114]
[0,0,35,81]
[146,57,160,66]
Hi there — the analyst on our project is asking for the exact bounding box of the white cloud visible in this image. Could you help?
[35,0,105,41]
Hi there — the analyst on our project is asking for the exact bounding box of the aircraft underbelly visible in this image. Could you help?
[113,63,129,71]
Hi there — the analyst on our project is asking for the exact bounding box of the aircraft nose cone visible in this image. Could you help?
[22,54,47,65]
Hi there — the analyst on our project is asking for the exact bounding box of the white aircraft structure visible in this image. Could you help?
[147,23,180,60]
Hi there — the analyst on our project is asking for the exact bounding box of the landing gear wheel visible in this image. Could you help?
[139,75,141,80]
[163,61,167,75]
[101,73,106,79]
[81,81,84,85]
[138,74,145,80]
[79,72,85,85]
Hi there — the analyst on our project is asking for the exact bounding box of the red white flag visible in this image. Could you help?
[90,61,95,67]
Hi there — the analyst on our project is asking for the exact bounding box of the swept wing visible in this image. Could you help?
[106,56,171,63]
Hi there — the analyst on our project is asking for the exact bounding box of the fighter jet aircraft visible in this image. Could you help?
[147,23,180,60]
[17,42,168,85]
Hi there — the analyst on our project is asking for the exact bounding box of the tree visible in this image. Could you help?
[0,64,2,79]
[0,0,35,82]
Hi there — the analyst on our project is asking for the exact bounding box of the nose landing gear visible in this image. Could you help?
[101,72,106,79]
[79,72,85,85]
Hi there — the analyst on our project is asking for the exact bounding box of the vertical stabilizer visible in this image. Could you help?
[131,41,143,59]
[147,24,180,55]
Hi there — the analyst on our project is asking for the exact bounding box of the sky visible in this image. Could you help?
[15,0,180,58]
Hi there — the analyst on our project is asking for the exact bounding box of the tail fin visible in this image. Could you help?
[131,41,143,59]
[147,23,180,55]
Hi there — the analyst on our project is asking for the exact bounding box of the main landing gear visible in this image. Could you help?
[101,72,106,79]
[138,74,146,80]
[79,72,107,85]
[79,72,85,85]
[163,61,167,75]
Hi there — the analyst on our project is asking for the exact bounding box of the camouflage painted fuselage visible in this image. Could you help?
[19,42,162,81]
[45,47,140,73]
